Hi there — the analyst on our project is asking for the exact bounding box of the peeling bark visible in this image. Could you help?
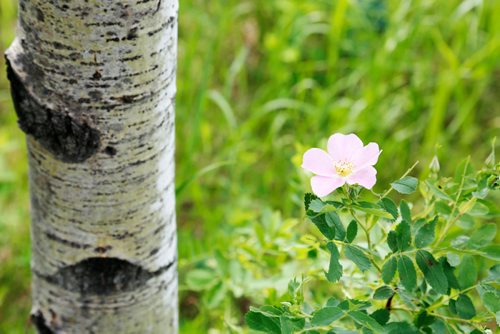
[5,0,178,332]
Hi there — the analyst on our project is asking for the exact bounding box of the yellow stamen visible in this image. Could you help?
[335,160,353,177]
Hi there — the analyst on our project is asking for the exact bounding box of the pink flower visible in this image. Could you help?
[302,133,381,197]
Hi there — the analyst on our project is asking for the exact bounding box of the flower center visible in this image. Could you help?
[334,160,353,177]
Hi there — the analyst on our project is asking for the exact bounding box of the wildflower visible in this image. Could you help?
[302,133,381,197]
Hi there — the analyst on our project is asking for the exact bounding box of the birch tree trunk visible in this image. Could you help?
[5,0,178,332]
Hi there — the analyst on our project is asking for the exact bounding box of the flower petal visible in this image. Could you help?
[302,148,335,176]
[346,166,377,189]
[327,133,364,161]
[311,176,345,197]
[352,142,381,170]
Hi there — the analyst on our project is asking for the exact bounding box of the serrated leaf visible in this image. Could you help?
[349,311,386,333]
[415,217,437,248]
[396,221,411,251]
[382,257,397,284]
[346,220,358,243]
[326,242,342,282]
[308,199,326,213]
[456,294,476,320]
[326,212,346,241]
[344,245,371,272]
[457,255,477,289]
[400,200,411,223]
[373,286,394,300]
[309,214,335,240]
[380,198,398,220]
[468,223,497,249]
[310,306,343,326]
[398,255,417,291]
[392,176,418,194]
[304,193,319,211]
[416,250,448,295]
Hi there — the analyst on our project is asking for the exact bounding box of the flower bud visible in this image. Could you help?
[429,155,440,174]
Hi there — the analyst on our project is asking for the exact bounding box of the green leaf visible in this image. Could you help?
[415,250,448,295]
[414,310,435,328]
[392,176,418,194]
[310,306,343,326]
[382,257,397,284]
[439,257,459,290]
[246,308,281,333]
[398,255,417,291]
[480,244,500,261]
[280,316,305,334]
[304,193,319,211]
[414,217,437,248]
[396,221,411,251]
[457,255,477,289]
[449,299,457,314]
[400,200,411,223]
[386,321,420,334]
[387,231,398,252]
[353,202,393,219]
[478,284,500,315]
[344,245,371,272]
[326,242,343,282]
[186,268,219,291]
[346,220,358,243]
[380,198,398,220]
[309,214,335,240]
[425,181,453,201]
[373,286,394,300]
[468,223,497,249]
[370,309,390,326]
[455,294,476,320]
[325,212,346,241]
[205,281,227,308]
[348,311,386,333]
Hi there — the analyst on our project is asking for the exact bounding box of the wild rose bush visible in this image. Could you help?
[246,134,499,334]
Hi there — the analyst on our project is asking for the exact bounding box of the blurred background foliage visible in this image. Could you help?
[0,0,499,332]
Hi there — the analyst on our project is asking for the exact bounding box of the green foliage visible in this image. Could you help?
[391,177,419,195]
[1,0,499,332]
[247,155,499,333]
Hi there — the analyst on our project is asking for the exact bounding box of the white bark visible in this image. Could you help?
[5,0,178,332]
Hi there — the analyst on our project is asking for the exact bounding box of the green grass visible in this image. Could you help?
[0,0,499,332]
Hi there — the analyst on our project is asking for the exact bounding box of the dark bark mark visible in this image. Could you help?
[104,146,117,156]
[45,232,92,250]
[31,310,55,334]
[6,58,100,163]
[37,258,175,296]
